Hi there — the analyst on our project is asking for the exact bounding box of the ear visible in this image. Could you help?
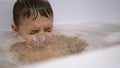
[11,23,19,33]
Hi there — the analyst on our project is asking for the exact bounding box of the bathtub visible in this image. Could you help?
[0,0,120,68]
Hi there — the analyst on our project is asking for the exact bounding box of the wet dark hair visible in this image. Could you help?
[13,0,53,27]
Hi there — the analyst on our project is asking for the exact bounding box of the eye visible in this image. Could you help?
[44,27,52,32]
[29,30,39,35]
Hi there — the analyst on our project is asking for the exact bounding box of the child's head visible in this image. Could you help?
[12,0,53,43]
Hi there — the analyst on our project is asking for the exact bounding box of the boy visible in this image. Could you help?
[11,0,54,45]
[10,0,87,63]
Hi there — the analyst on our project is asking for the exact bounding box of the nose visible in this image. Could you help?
[38,29,44,35]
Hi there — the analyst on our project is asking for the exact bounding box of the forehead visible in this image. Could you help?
[20,16,52,27]
[21,15,53,24]
[18,15,53,30]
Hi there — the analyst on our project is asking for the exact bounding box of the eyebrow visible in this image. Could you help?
[44,27,52,29]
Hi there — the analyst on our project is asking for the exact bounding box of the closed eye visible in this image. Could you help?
[44,27,52,32]
[29,30,39,35]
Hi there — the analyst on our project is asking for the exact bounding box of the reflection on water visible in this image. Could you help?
[11,35,87,63]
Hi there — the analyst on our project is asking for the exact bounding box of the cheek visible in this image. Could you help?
[20,33,34,43]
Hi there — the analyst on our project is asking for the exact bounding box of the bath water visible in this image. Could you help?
[11,35,87,63]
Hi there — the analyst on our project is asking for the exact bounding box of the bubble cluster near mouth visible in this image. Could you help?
[33,35,45,46]
[33,35,54,46]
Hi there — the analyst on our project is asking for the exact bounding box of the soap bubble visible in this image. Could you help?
[33,34,54,46]
[33,34,45,46]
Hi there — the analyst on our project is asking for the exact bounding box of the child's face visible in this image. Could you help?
[17,16,53,43]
